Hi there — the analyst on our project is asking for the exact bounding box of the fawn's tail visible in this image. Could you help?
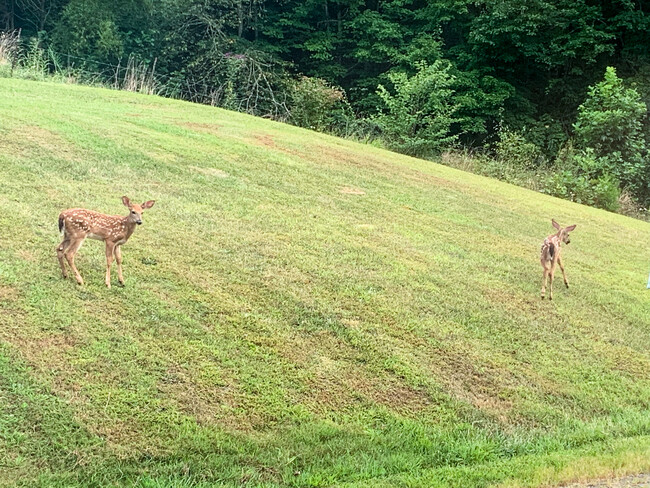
[58,214,64,234]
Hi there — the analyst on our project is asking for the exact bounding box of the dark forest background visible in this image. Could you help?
[2,0,650,214]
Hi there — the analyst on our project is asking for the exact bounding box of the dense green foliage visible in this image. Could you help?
[2,77,650,488]
[2,0,650,211]
[373,60,458,155]
[574,67,648,203]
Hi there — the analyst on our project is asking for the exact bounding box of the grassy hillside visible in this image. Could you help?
[0,78,649,488]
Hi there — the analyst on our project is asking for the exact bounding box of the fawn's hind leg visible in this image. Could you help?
[56,238,70,278]
[548,260,558,300]
[558,255,569,288]
[64,238,85,285]
[541,261,550,299]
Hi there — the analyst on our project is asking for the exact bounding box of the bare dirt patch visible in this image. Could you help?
[1,329,77,372]
[253,133,276,148]
[249,133,302,157]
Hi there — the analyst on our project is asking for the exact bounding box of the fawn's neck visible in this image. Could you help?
[121,216,138,240]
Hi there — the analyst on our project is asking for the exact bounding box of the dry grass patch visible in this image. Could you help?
[428,345,517,422]
[178,121,222,135]
[0,284,20,302]
[254,133,276,148]
[156,364,251,431]
[189,165,229,178]
[303,361,432,415]
[340,186,366,195]
[1,125,82,161]
[309,144,460,188]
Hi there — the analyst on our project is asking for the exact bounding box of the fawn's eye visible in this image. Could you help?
[131,211,136,214]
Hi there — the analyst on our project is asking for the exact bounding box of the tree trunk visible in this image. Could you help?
[238,0,244,37]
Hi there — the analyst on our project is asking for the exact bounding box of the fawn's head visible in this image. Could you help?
[122,196,155,225]
[552,219,576,244]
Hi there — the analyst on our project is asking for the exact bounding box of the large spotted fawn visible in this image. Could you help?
[540,219,576,300]
[57,196,155,288]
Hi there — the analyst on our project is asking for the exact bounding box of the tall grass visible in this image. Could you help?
[0,29,20,75]
[0,30,160,93]
[115,54,160,95]
[0,31,79,83]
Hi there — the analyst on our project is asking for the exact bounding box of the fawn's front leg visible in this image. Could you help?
[105,241,116,288]
[115,245,125,286]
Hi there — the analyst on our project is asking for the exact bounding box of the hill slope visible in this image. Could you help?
[0,78,649,488]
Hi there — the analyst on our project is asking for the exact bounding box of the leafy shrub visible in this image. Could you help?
[573,67,648,203]
[544,170,620,212]
[494,128,543,170]
[21,38,49,80]
[450,128,546,188]
[440,143,621,213]
[373,60,458,158]
[520,114,567,160]
[544,147,620,211]
[288,77,376,139]
[289,76,347,132]
[53,0,125,63]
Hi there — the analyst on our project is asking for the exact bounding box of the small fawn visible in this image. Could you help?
[540,219,576,300]
[57,196,155,288]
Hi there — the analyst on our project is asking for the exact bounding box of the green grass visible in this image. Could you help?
[0,77,649,487]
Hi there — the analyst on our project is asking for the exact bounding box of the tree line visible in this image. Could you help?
[2,0,650,214]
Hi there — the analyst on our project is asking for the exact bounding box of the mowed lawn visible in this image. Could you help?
[0,77,649,488]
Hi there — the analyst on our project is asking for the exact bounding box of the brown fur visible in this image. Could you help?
[56,196,155,288]
[540,219,576,300]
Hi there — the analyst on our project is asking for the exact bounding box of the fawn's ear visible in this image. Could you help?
[564,224,576,232]
[142,200,155,209]
[551,219,561,230]
[122,196,132,208]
